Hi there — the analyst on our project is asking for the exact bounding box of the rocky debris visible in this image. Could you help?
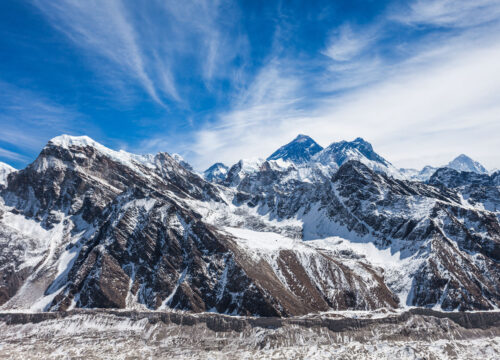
[0,309,499,359]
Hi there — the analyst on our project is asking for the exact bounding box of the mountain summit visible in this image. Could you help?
[203,162,229,183]
[447,154,488,174]
[267,134,323,164]
[313,137,403,178]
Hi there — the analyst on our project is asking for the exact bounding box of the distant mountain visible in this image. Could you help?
[313,137,403,179]
[446,154,488,174]
[0,162,15,186]
[401,155,489,183]
[267,134,323,164]
[203,162,229,183]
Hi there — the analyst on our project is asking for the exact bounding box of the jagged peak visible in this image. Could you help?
[172,153,194,171]
[318,137,387,165]
[267,134,323,163]
[203,162,229,182]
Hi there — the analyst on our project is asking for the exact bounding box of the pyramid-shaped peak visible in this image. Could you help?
[447,154,488,174]
[267,135,323,164]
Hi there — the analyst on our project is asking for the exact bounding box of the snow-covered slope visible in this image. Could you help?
[267,134,323,164]
[400,165,438,182]
[446,154,488,174]
[0,162,15,186]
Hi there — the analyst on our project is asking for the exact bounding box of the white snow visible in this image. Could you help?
[0,161,15,186]
[224,227,304,252]
[224,225,424,307]
[49,135,157,171]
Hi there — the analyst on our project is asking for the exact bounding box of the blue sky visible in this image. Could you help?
[1,0,500,171]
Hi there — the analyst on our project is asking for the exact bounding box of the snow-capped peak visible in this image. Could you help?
[49,134,100,149]
[204,162,229,182]
[267,134,323,164]
[0,161,16,186]
[446,154,488,174]
[47,134,157,171]
[313,137,404,179]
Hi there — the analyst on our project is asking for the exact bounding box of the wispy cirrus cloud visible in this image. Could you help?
[0,147,28,163]
[322,24,377,62]
[31,0,172,105]
[392,0,500,28]
[31,0,247,107]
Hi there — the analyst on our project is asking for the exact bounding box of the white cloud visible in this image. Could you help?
[322,24,376,61]
[32,0,173,105]
[392,0,500,28]
[189,61,307,168]
[0,147,28,163]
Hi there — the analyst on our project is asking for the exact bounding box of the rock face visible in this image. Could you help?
[0,134,499,316]
[171,153,194,171]
[429,168,500,219]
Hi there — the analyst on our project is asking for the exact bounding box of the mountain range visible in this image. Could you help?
[205,135,492,183]
[0,134,499,316]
